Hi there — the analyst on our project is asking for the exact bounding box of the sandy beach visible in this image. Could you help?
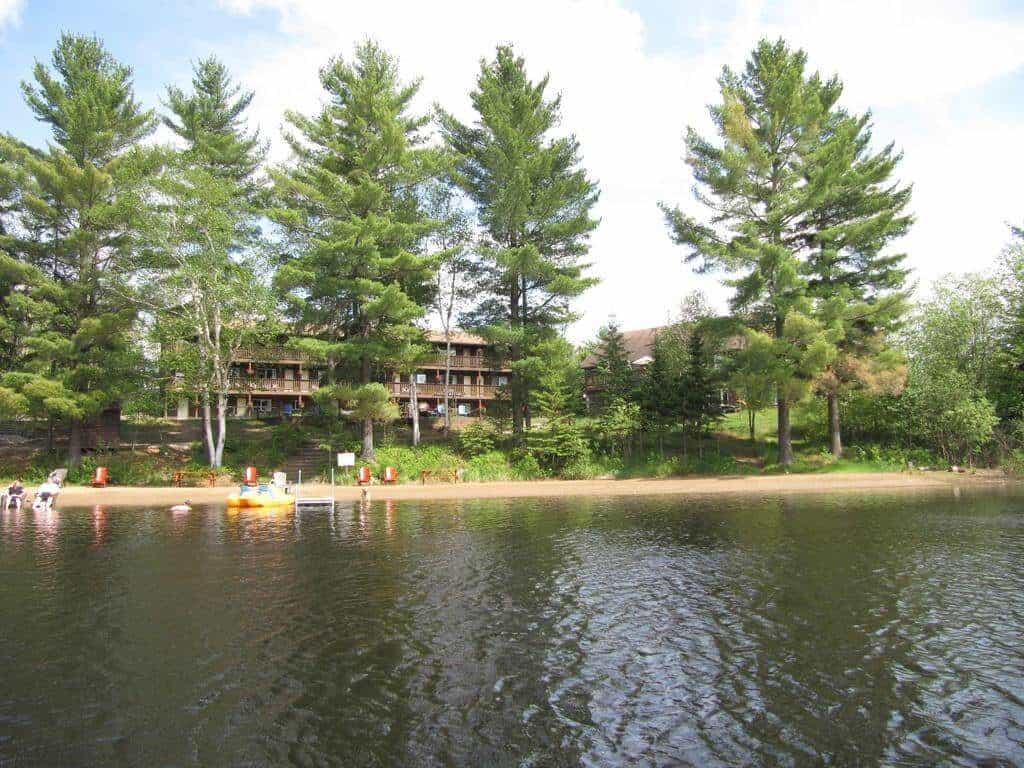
[49,471,1008,507]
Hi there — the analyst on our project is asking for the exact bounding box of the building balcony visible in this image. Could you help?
[233,345,316,364]
[389,382,505,400]
[421,353,510,371]
[227,377,321,395]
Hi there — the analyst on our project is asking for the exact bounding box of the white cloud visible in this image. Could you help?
[0,0,23,32]
[220,0,1024,342]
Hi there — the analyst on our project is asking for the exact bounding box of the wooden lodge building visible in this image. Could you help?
[172,330,509,420]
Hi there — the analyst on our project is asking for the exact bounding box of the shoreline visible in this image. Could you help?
[49,471,1010,507]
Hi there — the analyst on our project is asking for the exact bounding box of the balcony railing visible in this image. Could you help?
[227,377,321,394]
[389,382,504,400]
[233,345,315,363]
[422,353,508,371]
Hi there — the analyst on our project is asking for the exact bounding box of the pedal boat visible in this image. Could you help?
[226,484,295,509]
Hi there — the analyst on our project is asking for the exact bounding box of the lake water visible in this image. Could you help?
[1,489,1022,766]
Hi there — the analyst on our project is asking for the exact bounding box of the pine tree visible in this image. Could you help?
[526,369,588,475]
[803,105,912,457]
[144,56,271,468]
[163,57,263,186]
[678,324,722,449]
[269,42,437,460]
[0,34,157,465]
[662,39,858,465]
[592,319,634,409]
[439,45,599,440]
[639,327,684,453]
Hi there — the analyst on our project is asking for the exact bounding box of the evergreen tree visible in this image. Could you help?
[162,57,263,186]
[803,104,913,457]
[639,326,685,453]
[662,38,866,465]
[269,41,437,460]
[526,369,588,475]
[439,45,599,439]
[592,319,634,409]
[678,323,723,450]
[144,57,271,468]
[0,34,157,465]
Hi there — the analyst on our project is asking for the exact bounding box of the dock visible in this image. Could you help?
[293,469,336,512]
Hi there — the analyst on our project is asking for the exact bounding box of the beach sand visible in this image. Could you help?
[51,471,1006,507]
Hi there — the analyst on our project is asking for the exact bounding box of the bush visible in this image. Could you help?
[461,450,515,482]
[458,420,499,455]
[511,452,544,480]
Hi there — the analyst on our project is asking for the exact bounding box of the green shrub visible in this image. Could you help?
[458,420,499,455]
[511,452,544,480]
[461,450,515,482]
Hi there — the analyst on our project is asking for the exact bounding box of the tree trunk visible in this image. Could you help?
[362,417,375,461]
[202,395,216,467]
[777,396,794,466]
[68,420,83,468]
[214,392,227,468]
[410,373,420,447]
[360,351,374,460]
[827,390,842,458]
[443,336,452,433]
[748,409,756,442]
[510,273,523,438]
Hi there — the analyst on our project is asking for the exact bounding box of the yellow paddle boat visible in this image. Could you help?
[226,484,295,509]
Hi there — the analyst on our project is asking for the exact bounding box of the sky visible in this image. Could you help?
[2,0,1024,342]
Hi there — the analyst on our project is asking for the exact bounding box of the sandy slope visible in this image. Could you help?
[50,471,1006,507]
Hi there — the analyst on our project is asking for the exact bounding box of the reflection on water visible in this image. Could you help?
[1,489,1023,766]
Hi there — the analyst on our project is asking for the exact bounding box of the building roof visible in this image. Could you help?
[424,329,488,345]
[581,327,664,369]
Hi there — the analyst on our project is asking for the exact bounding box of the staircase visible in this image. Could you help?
[279,439,328,483]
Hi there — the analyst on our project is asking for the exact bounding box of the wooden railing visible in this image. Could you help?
[233,345,315,363]
[423,353,508,370]
[389,382,504,399]
[227,377,321,394]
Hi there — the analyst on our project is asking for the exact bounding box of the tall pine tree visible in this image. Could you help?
[0,34,157,465]
[662,39,865,465]
[270,41,436,460]
[804,106,912,456]
[439,45,599,439]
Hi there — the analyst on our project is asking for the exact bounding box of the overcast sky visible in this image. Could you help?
[2,0,1023,342]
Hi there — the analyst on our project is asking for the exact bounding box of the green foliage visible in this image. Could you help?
[0,34,160,466]
[461,450,516,482]
[510,452,544,480]
[661,39,909,464]
[458,420,499,454]
[439,45,599,436]
[525,369,589,475]
[269,41,437,458]
[592,320,635,407]
[591,398,641,458]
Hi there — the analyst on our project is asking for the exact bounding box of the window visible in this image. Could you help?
[415,372,427,384]
[457,403,469,416]
[254,398,273,414]
[496,375,508,386]
[256,367,275,380]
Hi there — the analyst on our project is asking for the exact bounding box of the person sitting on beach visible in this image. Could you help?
[35,478,60,502]
[3,479,25,509]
